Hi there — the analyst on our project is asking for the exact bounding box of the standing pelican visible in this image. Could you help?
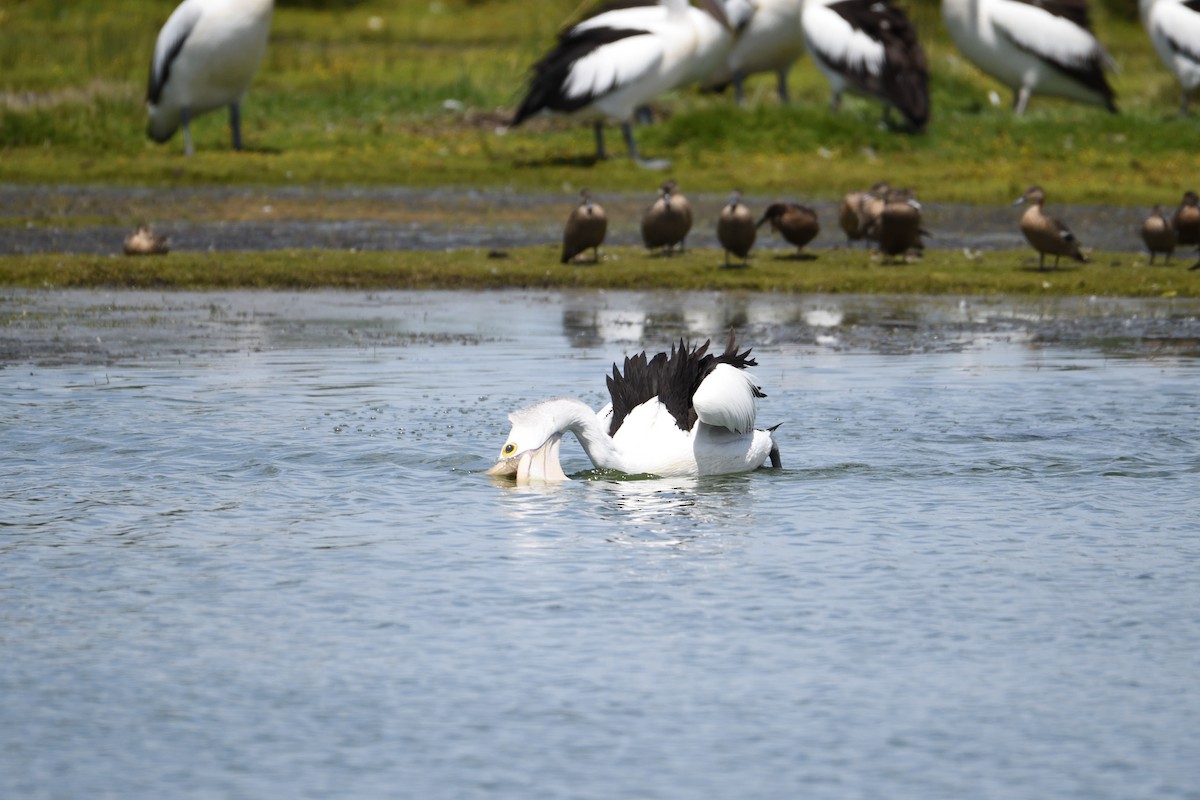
[642,179,693,254]
[801,0,930,130]
[717,190,757,266]
[1141,205,1177,264]
[486,333,781,483]
[757,201,820,254]
[1013,185,1088,269]
[839,182,889,246]
[147,0,275,156]
[1173,190,1200,247]
[512,0,733,169]
[1140,0,1200,115]
[703,0,806,105]
[942,0,1116,115]
[561,189,608,264]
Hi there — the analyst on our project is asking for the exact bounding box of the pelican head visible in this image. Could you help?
[485,399,580,482]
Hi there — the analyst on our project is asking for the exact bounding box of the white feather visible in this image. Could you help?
[692,363,759,434]
[1141,0,1200,94]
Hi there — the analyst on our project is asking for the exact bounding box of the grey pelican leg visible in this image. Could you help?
[733,72,746,107]
[1014,86,1031,115]
[229,102,243,151]
[621,122,669,170]
[181,106,194,157]
[1182,91,1191,117]
[776,68,790,104]
[830,90,842,113]
[593,122,607,161]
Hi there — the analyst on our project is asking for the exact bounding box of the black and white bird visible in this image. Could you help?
[486,333,781,482]
[702,0,806,105]
[800,0,930,130]
[146,0,274,155]
[1140,0,1200,115]
[942,0,1116,115]
[511,0,733,169]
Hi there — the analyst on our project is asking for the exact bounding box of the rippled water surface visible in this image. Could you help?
[3,290,1199,799]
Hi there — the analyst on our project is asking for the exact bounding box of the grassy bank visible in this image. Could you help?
[1,1,1198,204]
[3,247,1196,297]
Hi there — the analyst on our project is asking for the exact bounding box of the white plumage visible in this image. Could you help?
[702,0,806,104]
[512,0,733,168]
[941,0,1116,114]
[1140,0,1200,115]
[147,0,274,155]
[486,336,780,483]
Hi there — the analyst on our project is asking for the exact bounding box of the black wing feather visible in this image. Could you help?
[147,18,195,105]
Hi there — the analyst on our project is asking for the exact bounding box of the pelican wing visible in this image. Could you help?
[806,2,887,79]
[991,0,1115,102]
[692,364,759,434]
[147,0,203,104]
[1157,1,1200,65]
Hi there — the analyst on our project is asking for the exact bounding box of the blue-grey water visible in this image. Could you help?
[3,289,1199,800]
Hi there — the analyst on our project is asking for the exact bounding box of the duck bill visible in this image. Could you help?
[485,437,569,484]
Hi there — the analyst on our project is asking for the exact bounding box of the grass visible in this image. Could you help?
[1,0,1198,205]
[2,246,1196,297]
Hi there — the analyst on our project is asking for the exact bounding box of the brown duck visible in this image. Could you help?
[868,187,924,264]
[757,201,820,255]
[717,190,756,267]
[123,225,169,256]
[561,189,608,264]
[1012,185,1087,269]
[1141,205,1177,265]
[838,181,889,246]
[1173,190,1199,248]
[641,179,693,255]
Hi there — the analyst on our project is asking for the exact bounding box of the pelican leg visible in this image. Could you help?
[776,69,790,105]
[733,72,746,108]
[621,122,669,170]
[634,105,653,125]
[181,106,194,157]
[1182,91,1191,117]
[593,122,607,161]
[830,90,842,114]
[229,102,243,151]
[1014,86,1031,116]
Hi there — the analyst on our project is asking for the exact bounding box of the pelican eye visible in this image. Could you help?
[502,442,517,457]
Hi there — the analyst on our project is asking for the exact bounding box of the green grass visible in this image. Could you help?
[3,247,1196,297]
[1,0,1198,204]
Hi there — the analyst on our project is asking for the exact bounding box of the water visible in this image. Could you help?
[3,289,1199,800]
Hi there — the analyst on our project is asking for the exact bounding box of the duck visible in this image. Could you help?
[123,225,170,256]
[1139,0,1200,115]
[1012,185,1088,269]
[642,179,693,255]
[941,0,1117,115]
[717,190,757,266]
[1173,190,1200,247]
[147,0,275,155]
[486,332,781,483]
[1141,205,1177,264]
[866,187,924,263]
[561,189,608,264]
[839,182,889,246]
[702,0,806,105]
[801,0,930,130]
[511,0,733,169]
[757,201,820,254]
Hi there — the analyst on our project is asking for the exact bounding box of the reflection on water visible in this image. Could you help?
[2,289,1199,800]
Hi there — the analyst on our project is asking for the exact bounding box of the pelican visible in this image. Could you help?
[1174,190,1200,247]
[1013,185,1087,269]
[561,189,608,264]
[1141,205,1177,264]
[123,225,169,256]
[486,333,781,483]
[838,181,889,246]
[642,179,693,254]
[717,190,756,266]
[1140,0,1200,115]
[511,0,733,169]
[146,0,274,156]
[942,0,1116,115]
[756,201,820,254]
[702,0,806,105]
[801,0,930,130]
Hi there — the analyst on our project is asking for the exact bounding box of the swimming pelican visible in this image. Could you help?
[486,333,781,483]
[703,0,806,105]
[801,0,930,130]
[1141,205,1177,264]
[123,225,170,256]
[561,189,608,264]
[642,179,694,254]
[941,0,1116,115]
[146,0,274,156]
[757,201,820,254]
[512,0,733,169]
[717,190,756,266]
[1140,0,1200,115]
[1013,185,1087,269]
